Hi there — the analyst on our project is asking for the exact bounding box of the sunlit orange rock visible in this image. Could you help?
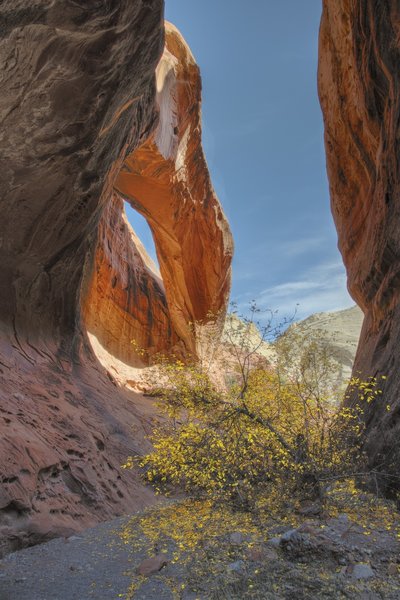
[83,193,181,366]
[83,22,233,366]
[0,6,233,557]
[319,0,400,491]
[115,22,234,355]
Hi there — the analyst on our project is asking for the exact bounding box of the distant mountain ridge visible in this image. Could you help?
[223,305,364,383]
[283,305,364,381]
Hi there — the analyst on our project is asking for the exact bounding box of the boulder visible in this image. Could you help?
[136,554,168,577]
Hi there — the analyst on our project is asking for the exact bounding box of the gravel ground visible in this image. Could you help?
[0,515,174,600]
[2,496,400,600]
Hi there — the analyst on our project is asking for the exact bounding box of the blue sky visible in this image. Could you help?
[126,0,354,322]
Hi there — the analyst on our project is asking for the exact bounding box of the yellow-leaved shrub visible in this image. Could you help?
[125,305,384,512]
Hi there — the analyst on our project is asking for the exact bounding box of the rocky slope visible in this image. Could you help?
[286,305,364,382]
[319,1,400,493]
[223,306,363,385]
[0,3,232,556]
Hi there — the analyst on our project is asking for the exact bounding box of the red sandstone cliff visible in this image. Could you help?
[85,22,233,364]
[0,3,232,555]
[319,0,400,492]
[116,22,233,356]
[0,0,165,556]
[83,193,180,367]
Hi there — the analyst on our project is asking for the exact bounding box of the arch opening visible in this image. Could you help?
[123,200,160,272]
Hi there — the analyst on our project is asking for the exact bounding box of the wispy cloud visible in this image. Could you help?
[236,260,354,323]
[233,236,329,284]
[250,235,330,261]
[278,236,325,259]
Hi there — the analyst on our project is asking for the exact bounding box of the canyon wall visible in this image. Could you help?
[86,22,233,363]
[83,193,180,367]
[319,0,400,492]
[0,2,232,555]
[0,0,165,556]
[115,22,233,355]
[0,1,164,349]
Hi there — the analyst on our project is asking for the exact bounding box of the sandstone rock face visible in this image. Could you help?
[0,0,165,556]
[0,4,233,556]
[319,1,400,490]
[115,22,234,355]
[0,1,164,348]
[223,307,363,385]
[0,338,158,558]
[84,22,233,366]
[83,193,181,367]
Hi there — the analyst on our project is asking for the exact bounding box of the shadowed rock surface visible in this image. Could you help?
[0,0,163,345]
[0,0,165,557]
[319,1,400,493]
[0,3,232,556]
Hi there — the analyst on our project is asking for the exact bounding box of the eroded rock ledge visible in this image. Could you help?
[319,0,400,492]
[0,3,232,555]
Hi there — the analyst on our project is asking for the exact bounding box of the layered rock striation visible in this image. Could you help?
[0,3,232,555]
[319,1,400,491]
[115,22,233,355]
[0,1,164,348]
[85,22,233,364]
[83,193,180,367]
[0,0,165,556]
[286,306,364,383]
